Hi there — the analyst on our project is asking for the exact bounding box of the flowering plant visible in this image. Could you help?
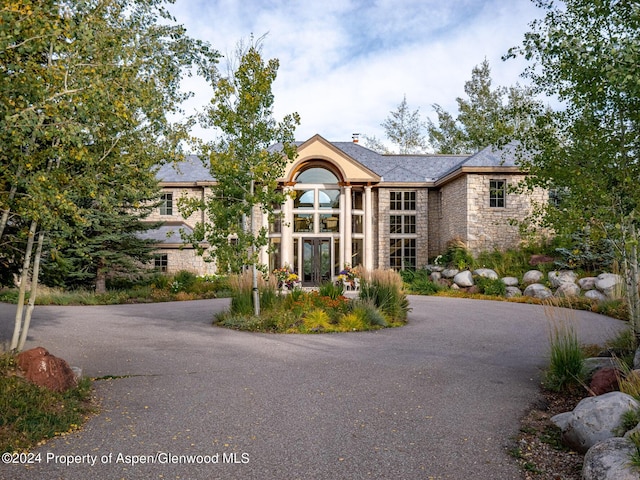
[273,265,299,289]
[338,264,357,280]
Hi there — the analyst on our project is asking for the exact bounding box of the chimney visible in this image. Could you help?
[352,133,360,143]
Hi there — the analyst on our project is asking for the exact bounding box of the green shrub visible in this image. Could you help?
[475,276,507,296]
[319,281,344,300]
[173,270,197,292]
[230,290,254,316]
[439,238,474,270]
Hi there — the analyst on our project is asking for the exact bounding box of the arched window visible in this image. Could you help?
[295,167,339,184]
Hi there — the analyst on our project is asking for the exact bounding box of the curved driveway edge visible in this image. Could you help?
[0,296,626,479]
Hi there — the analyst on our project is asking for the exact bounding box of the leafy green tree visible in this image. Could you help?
[180,39,299,315]
[0,0,218,350]
[428,59,537,153]
[507,0,640,340]
[380,95,428,154]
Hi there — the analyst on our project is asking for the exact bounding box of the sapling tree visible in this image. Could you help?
[180,38,299,315]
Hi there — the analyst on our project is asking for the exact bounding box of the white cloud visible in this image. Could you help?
[168,0,544,148]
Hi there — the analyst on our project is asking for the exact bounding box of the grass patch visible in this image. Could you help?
[0,353,94,453]
[0,273,231,306]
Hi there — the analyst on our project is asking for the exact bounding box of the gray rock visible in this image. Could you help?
[551,411,572,431]
[426,265,444,272]
[522,270,544,285]
[596,273,624,299]
[585,289,608,302]
[555,282,581,298]
[584,357,619,378]
[501,276,520,287]
[429,271,442,282]
[552,391,640,453]
[505,286,522,298]
[582,437,639,480]
[473,268,498,280]
[441,268,459,279]
[549,270,578,288]
[453,270,474,288]
[579,277,598,291]
[523,283,553,299]
[635,347,640,370]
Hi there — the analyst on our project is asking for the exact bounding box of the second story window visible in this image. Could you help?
[160,193,173,215]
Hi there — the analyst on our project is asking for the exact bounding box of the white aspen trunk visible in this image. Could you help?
[250,178,260,316]
[18,230,44,351]
[626,223,640,343]
[10,220,37,351]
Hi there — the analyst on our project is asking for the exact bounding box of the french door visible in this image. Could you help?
[302,238,331,286]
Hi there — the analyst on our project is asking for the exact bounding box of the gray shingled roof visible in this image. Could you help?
[155,155,214,182]
[160,140,522,184]
[138,222,193,244]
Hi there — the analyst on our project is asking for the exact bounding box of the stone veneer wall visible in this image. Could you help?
[427,190,442,259]
[465,174,547,254]
[376,188,390,269]
[147,187,208,228]
[438,176,468,252]
[416,189,429,268]
[157,248,217,275]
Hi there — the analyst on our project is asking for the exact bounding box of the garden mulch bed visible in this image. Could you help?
[514,387,588,479]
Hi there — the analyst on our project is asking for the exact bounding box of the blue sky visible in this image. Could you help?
[168,0,544,150]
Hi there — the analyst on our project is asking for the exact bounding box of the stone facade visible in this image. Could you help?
[149,136,548,280]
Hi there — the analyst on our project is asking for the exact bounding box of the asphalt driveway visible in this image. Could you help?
[0,296,627,479]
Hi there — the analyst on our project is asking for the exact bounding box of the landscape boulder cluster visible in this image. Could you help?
[427,266,624,302]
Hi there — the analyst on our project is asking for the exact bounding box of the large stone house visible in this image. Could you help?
[143,134,546,285]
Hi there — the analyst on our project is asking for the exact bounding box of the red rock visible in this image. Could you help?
[589,368,620,396]
[16,347,78,393]
[529,254,555,266]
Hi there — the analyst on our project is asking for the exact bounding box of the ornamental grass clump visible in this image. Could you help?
[544,304,585,391]
[359,269,410,323]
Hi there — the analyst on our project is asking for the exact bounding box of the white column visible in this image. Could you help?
[364,186,374,270]
[281,187,294,268]
[344,185,352,267]
[339,188,346,268]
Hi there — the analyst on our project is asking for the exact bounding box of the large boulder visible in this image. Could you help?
[551,391,640,453]
[505,286,522,298]
[473,268,498,280]
[453,270,474,288]
[555,282,581,298]
[578,277,598,291]
[595,273,624,299]
[585,289,608,302]
[523,283,553,299]
[522,270,544,285]
[584,357,619,378]
[501,276,519,287]
[16,347,78,392]
[549,270,578,289]
[582,437,640,480]
[441,268,459,279]
[589,368,620,396]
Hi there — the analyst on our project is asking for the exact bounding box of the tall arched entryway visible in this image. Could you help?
[268,159,374,286]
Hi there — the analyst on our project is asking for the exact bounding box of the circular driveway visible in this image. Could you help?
[1,296,626,479]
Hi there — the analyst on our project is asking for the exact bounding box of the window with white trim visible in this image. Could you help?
[160,193,173,215]
[389,190,417,271]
